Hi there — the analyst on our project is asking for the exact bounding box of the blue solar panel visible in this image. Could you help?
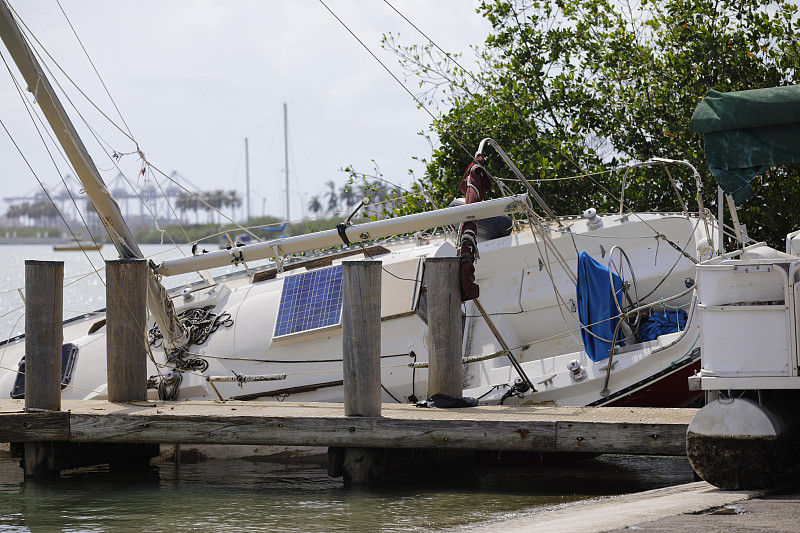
[274,265,344,337]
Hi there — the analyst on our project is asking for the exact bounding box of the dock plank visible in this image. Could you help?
[0,410,69,441]
[556,421,687,455]
[0,400,697,456]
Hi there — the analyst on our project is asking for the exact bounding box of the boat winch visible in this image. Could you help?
[583,207,603,230]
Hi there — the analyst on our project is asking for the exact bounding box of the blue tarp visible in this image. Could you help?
[639,309,687,343]
[576,251,625,362]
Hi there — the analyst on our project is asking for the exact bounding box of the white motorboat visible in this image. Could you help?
[678,85,800,489]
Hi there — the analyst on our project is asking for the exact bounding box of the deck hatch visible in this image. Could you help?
[274,265,343,337]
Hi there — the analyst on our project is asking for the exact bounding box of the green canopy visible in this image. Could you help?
[689,85,800,204]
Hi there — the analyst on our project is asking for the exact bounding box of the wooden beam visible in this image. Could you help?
[0,401,697,457]
[66,412,557,450]
[0,410,70,441]
[555,421,688,456]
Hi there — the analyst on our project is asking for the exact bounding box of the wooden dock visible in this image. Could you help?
[5,260,699,485]
[0,400,697,456]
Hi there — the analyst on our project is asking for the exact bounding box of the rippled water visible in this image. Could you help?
[0,452,695,532]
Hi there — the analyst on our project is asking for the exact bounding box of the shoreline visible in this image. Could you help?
[457,480,800,532]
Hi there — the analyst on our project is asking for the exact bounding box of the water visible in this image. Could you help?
[0,243,219,341]
[0,452,695,532]
[0,244,696,530]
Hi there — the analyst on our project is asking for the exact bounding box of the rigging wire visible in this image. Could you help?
[316,0,474,160]
[0,43,107,252]
[1,15,190,365]
[6,1,136,145]
[0,53,107,281]
[381,0,590,176]
[332,0,705,263]
[146,162,261,243]
[5,7,177,255]
[10,2,216,255]
[55,0,135,140]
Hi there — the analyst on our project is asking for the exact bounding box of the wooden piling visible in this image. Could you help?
[23,260,63,477]
[425,257,462,397]
[340,260,382,486]
[24,260,64,411]
[106,259,148,403]
[341,260,382,417]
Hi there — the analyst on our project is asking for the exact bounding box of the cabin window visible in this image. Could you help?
[273,265,343,338]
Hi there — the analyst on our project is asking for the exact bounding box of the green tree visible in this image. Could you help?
[324,180,339,213]
[175,191,200,224]
[386,0,800,246]
[226,190,243,221]
[201,190,227,224]
[307,195,323,215]
[6,203,26,225]
[339,183,357,208]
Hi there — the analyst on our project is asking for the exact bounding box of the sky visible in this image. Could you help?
[0,0,492,226]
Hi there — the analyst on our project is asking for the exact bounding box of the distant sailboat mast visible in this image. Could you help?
[245,137,251,222]
[284,102,290,222]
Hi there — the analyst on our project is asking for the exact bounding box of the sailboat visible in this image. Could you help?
[0,2,716,416]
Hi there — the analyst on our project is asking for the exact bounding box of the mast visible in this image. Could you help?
[0,1,187,350]
[245,137,251,222]
[284,102,290,221]
[156,194,532,276]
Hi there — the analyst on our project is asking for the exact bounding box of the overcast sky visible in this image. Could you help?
[0,0,491,225]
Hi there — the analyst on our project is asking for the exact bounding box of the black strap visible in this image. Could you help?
[336,222,350,246]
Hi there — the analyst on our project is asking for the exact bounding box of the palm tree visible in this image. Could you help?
[202,190,226,224]
[325,180,339,213]
[6,203,25,226]
[307,195,323,216]
[226,190,242,222]
[175,191,195,224]
[27,200,59,228]
[339,184,357,208]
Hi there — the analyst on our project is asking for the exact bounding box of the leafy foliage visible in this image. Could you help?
[386,0,800,247]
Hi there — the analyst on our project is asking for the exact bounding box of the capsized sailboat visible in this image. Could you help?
[0,1,717,412]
